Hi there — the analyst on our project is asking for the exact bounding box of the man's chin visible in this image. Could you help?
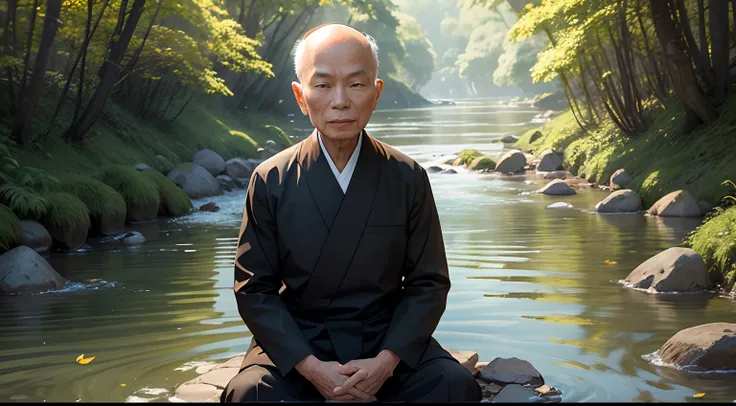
[318,126,362,140]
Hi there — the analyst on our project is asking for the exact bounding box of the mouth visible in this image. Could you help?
[328,119,355,125]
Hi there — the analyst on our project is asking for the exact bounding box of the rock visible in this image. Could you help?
[441,168,457,174]
[478,381,504,398]
[698,200,715,216]
[499,135,519,143]
[564,177,592,188]
[134,163,155,172]
[623,247,710,293]
[495,150,527,174]
[121,231,145,244]
[547,202,573,209]
[260,140,283,159]
[0,246,65,294]
[479,357,544,386]
[427,165,444,173]
[175,383,221,403]
[198,368,239,389]
[536,150,563,172]
[449,350,479,373]
[609,169,630,190]
[657,322,736,371]
[443,157,457,165]
[199,202,220,212]
[539,170,566,180]
[468,156,496,171]
[225,158,257,180]
[536,179,577,196]
[529,131,543,143]
[595,189,642,213]
[647,190,702,217]
[492,384,540,403]
[194,149,227,177]
[452,157,464,167]
[19,221,52,253]
[233,178,249,189]
[215,175,235,192]
[167,164,221,199]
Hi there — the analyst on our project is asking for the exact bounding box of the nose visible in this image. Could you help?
[330,85,350,110]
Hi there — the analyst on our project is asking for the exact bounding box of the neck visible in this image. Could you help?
[320,132,360,172]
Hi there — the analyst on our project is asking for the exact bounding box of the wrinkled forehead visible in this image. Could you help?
[303,37,377,79]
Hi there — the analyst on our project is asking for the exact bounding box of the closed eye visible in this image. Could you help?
[351,83,365,88]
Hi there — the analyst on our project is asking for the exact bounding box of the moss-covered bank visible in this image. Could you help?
[515,96,736,291]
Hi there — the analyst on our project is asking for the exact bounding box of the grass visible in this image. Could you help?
[141,170,193,217]
[515,96,736,207]
[60,174,127,223]
[686,206,736,290]
[42,192,91,233]
[97,165,160,222]
[456,149,485,166]
[0,203,22,253]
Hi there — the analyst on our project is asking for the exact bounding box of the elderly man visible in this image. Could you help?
[221,24,481,403]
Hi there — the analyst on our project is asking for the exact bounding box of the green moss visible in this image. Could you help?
[154,155,175,174]
[174,162,195,172]
[60,174,127,223]
[0,183,50,220]
[686,206,736,290]
[468,156,496,171]
[457,149,484,166]
[96,165,160,220]
[141,170,193,217]
[42,192,91,232]
[0,203,22,253]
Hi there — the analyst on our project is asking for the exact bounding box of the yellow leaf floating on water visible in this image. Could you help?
[693,393,706,398]
[604,260,617,265]
[120,384,127,387]
[76,354,95,364]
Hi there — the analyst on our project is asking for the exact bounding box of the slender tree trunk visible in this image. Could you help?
[18,0,41,101]
[168,94,193,124]
[64,0,147,142]
[3,0,19,113]
[10,0,62,145]
[74,0,93,122]
[709,0,730,104]
[650,0,717,129]
[123,0,162,76]
[675,0,714,91]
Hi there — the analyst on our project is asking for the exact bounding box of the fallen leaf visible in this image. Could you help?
[694,393,706,398]
[85,278,101,284]
[604,260,618,265]
[76,354,95,364]
[120,384,126,387]
[535,385,552,395]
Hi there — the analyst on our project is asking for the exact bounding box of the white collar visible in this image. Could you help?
[317,131,362,194]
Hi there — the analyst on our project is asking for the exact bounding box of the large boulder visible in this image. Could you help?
[648,190,702,217]
[478,357,544,386]
[539,170,566,180]
[259,140,283,159]
[468,156,496,171]
[225,158,259,180]
[536,150,563,172]
[19,221,52,253]
[0,246,65,294]
[498,135,519,144]
[657,323,736,371]
[167,164,221,199]
[216,175,236,192]
[495,150,527,174]
[193,149,226,177]
[595,189,642,213]
[623,247,710,293]
[536,179,576,196]
[529,131,543,144]
[609,169,630,190]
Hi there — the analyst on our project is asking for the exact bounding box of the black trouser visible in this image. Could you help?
[220,356,482,403]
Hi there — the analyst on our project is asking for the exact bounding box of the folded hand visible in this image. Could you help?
[333,350,400,398]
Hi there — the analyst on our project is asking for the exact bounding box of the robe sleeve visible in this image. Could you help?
[379,165,451,369]
[233,170,314,377]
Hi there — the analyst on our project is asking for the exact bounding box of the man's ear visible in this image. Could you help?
[291,81,309,115]
[373,78,384,105]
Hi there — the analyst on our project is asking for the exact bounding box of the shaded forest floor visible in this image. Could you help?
[1,95,295,175]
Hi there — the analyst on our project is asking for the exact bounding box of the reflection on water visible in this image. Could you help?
[1,101,735,402]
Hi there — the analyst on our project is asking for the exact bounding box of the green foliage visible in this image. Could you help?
[0,204,22,254]
[686,206,736,290]
[263,125,294,148]
[0,184,50,220]
[468,156,496,171]
[42,192,91,232]
[96,165,161,218]
[154,155,175,174]
[457,149,485,165]
[60,175,127,224]
[141,170,193,217]
[392,12,436,91]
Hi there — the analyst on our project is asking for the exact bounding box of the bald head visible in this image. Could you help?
[293,24,379,82]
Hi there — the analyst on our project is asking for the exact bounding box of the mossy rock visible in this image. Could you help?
[141,171,193,217]
[154,155,175,174]
[456,149,484,166]
[41,192,90,251]
[97,165,160,223]
[468,156,497,171]
[0,183,50,221]
[0,204,22,254]
[60,175,127,236]
[687,206,736,291]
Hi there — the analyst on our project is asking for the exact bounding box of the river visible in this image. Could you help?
[1,100,735,403]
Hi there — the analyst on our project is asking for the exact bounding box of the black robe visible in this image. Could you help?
[232,129,455,380]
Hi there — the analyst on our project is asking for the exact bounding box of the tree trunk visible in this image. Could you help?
[123,0,162,77]
[74,0,93,122]
[709,0,730,104]
[674,0,714,92]
[64,0,146,142]
[3,0,19,113]
[10,0,62,145]
[18,0,41,101]
[649,0,717,129]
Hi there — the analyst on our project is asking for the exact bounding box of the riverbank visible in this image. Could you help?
[512,96,736,293]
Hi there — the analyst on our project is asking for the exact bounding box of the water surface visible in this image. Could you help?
[2,100,735,402]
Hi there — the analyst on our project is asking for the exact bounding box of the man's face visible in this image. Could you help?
[292,35,384,141]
